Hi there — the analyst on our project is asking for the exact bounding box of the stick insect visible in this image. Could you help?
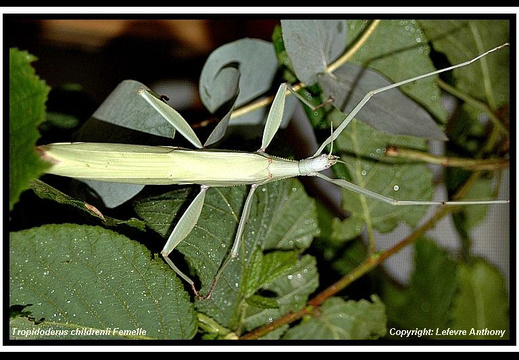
[38,43,509,300]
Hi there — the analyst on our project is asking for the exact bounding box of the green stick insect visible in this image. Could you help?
[38,42,510,300]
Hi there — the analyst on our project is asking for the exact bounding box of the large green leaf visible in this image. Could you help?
[90,79,177,139]
[199,38,282,128]
[10,224,197,340]
[281,19,347,85]
[383,238,458,331]
[9,48,51,211]
[344,20,448,122]
[133,178,320,330]
[315,20,448,140]
[419,20,510,237]
[282,295,387,340]
[318,63,447,140]
[419,19,509,110]
[242,254,319,336]
[451,259,509,339]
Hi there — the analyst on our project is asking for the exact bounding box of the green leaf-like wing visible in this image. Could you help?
[10,224,197,340]
[9,48,51,211]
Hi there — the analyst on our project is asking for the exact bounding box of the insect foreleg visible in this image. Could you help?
[138,88,204,149]
[259,84,288,152]
[161,185,209,299]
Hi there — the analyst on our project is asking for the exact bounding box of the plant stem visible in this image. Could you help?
[326,19,381,74]
[385,146,509,171]
[437,78,509,137]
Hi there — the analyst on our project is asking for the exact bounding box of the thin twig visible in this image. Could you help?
[326,19,381,74]
[385,146,509,171]
[437,78,509,137]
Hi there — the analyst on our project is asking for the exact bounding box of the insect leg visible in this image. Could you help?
[204,184,260,299]
[161,185,209,298]
[139,88,204,149]
[315,173,509,205]
[259,84,288,152]
[313,43,510,156]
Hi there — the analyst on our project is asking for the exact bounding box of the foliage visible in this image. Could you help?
[9,19,510,342]
[9,48,51,211]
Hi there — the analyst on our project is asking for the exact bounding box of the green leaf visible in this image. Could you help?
[282,295,387,340]
[281,19,347,85]
[318,64,446,140]
[29,179,146,231]
[133,178,319,329]
[331,214,364,243]
[90,79,177,139]
[10,224,197,340]
[451,259,509,339]
[419,20,510,239]
[45,111,80,129]
[9,48,51,211]
[383,238,458,331]
[242,254,319,334]
[319,20,454,240]
[245,295,280,310]
[243,249,299,298]
[342,20,448,123]
[419,19,509,110]
[199,38,280,127]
